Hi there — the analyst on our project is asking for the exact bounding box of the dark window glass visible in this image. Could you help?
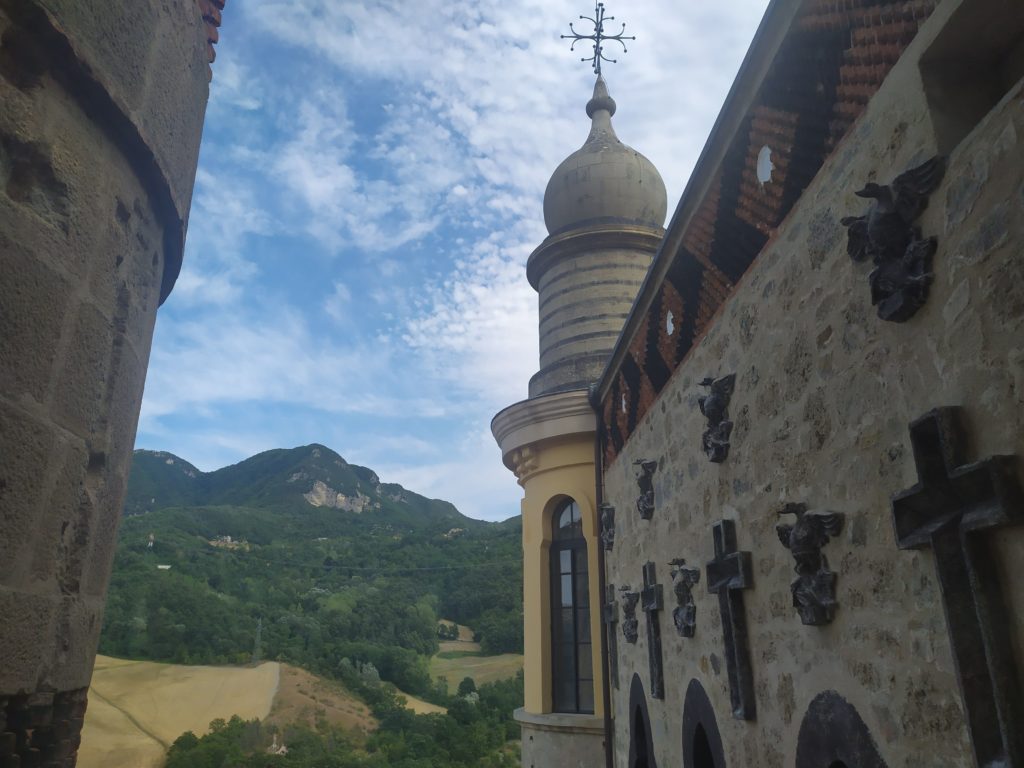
[577,642,592,680]
[560,575,573,607]
[560,608,573,640]
[576,609,591,642]
[559,549,572,573]
[578,678,595,713]
[550,498,592,713]
[574,571,590,607]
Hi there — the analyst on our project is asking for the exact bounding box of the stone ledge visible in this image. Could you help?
[491,389,595,476]
[514,707,605,735]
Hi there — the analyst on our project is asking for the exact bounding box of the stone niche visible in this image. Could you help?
[604,2,1024,766]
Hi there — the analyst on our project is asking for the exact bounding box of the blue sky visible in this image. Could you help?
[135,0,771,522]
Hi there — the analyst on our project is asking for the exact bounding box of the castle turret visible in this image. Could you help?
[529,76,666,397]
[492,75,665,768]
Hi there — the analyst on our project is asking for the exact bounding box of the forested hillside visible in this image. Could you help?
[101,445,523,700]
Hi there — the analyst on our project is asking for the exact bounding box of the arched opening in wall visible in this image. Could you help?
[795,691,888,768]
[550,497,593,713]
[693,725,714,768]
[681,679,726,768]
[628,673,657,768]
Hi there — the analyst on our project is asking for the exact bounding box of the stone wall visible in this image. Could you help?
[602,1,1024,766]
[0,1,209,764]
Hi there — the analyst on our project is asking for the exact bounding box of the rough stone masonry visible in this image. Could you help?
[0,1,213,764]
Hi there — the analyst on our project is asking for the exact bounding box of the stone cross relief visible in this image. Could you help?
[705,519,756,720]
[641,561,665,700]
[892,407,1023,767]
[669,558,701,638]
[604,584,620,689]
[620,586,640,644]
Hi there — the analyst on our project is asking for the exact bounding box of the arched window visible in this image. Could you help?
[550,498,593,713]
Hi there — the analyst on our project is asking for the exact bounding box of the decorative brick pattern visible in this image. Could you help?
[600,0,939,465]
[197,0,225,71]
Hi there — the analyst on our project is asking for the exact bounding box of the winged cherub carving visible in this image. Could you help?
[668,558,701,638]
[777,503,845,626]
[841,156,946,322]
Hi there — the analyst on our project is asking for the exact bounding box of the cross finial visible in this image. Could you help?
[561,2,635,76]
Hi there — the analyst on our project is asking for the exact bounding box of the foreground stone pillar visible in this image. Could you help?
[0,1,210,764]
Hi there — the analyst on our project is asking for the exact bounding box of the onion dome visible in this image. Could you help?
[543,76,667,236]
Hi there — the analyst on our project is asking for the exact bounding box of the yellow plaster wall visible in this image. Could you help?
[518,434,604,716]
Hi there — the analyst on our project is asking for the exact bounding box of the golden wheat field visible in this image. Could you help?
[78,655,281,768]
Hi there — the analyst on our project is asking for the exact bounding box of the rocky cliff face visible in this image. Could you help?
[302,481,375,513]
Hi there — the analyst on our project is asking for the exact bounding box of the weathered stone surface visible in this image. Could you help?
[0,5,209,766]
[605,14,1023,767]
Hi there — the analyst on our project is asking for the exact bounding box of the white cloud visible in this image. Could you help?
[140,308,445,431]
[145,0,773,519]
[324,281,353,323]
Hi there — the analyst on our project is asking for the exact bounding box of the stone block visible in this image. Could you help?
[0,588,57,694]
[0,237,72,405]
[0,402,55,586]
[49,302,113,441]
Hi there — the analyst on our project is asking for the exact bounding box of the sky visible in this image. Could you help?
[135,0,772,522]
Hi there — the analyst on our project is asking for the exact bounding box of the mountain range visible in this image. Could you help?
[125,444,481,530]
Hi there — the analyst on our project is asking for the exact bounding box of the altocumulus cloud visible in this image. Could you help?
[137,0,769,520]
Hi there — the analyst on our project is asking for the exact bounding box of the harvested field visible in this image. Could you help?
[78,655,279,768]
[395,691,447,715]
[267,664,376,734]
[429,651,523,687]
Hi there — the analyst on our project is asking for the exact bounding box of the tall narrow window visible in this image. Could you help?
[550,498,594,713]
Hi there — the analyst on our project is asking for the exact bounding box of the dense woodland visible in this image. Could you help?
[100,446,525,765]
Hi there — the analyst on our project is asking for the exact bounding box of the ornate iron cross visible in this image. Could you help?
[640,561,665,699]
[892,407,1023,766]
[561,2,635,76]
[706,519,756,720]
[604,585,620,689]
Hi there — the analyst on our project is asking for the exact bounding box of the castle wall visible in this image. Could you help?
[602,0,1024,764]
[0,1,209,763]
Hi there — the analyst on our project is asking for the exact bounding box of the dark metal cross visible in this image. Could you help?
[604,584,620,689]
[892,407,1023,767]
[705,519,756,720]
[640,561,665,699]
[561,2,635,76]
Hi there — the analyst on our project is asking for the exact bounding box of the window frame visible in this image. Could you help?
[549,498,594,714]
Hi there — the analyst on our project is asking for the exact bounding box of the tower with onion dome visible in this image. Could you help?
[491,9,666,760]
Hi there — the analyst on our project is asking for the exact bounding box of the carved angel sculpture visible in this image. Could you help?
[841,156,945,322]
[669,558,701,638]
[698,374,736,463]
[600,503,615,551]
[634,459,657,519]
[620,586,640,643]
[777,503,844,626]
